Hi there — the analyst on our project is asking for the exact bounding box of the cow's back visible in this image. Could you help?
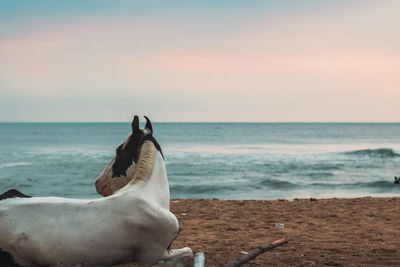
[0,194,179,266]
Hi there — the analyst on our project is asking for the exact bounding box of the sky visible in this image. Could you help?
[0,0,399,122]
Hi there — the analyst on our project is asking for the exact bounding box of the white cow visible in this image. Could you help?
[0,116,192,266]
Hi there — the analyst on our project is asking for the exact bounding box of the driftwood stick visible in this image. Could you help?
[224,238,288,267]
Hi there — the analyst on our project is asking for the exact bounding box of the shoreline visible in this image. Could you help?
[119,197,400,266]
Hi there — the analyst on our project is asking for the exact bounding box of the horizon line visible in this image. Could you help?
[1,121,399,124]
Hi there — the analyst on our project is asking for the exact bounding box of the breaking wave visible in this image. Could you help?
[0,162,32,169]
[170,184,238,194]
[260,179,297,189]
[344,148,400,158]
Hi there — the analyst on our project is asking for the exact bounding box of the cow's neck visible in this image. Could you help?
[119,150,170,210]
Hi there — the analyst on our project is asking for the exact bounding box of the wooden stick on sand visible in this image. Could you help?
[224,238,289,267]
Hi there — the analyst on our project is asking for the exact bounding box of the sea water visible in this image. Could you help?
[0,123,399,200]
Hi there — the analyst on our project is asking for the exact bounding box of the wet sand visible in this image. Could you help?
[118,197,400,266]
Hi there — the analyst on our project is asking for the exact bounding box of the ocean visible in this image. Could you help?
[0,123,399,200]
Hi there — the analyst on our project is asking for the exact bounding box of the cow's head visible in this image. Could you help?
[95,115,163,196]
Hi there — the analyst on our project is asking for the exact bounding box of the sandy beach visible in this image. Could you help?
[118,197,400,266]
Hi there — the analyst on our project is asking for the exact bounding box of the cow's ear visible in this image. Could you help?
[131,115,139,133]
[144,116,153,133]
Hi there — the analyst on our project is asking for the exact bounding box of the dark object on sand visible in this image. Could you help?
[0,189,31,200]
[224,238,288,267]
[310,197,317,201]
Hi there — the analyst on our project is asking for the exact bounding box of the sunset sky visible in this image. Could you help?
[0,0,399,122]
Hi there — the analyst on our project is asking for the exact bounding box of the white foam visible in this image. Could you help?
[165,143,400,155]
[0,162,32,168]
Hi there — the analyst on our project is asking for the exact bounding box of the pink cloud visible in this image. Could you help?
[116,51,400,77]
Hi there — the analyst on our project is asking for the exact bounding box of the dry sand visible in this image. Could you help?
[118,197,400,266]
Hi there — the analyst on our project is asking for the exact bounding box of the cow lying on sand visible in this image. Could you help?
[0,116,192,266]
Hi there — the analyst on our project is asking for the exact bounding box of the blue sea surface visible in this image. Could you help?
[0,123,399,200]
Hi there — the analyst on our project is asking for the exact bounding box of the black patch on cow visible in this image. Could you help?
[112,131,144,178]
[0,189,31,201]
[0,249,22,267]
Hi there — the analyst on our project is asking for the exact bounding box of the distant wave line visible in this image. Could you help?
[343,148,400,158]
[0,162,32,169]
[165,144,400,156]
